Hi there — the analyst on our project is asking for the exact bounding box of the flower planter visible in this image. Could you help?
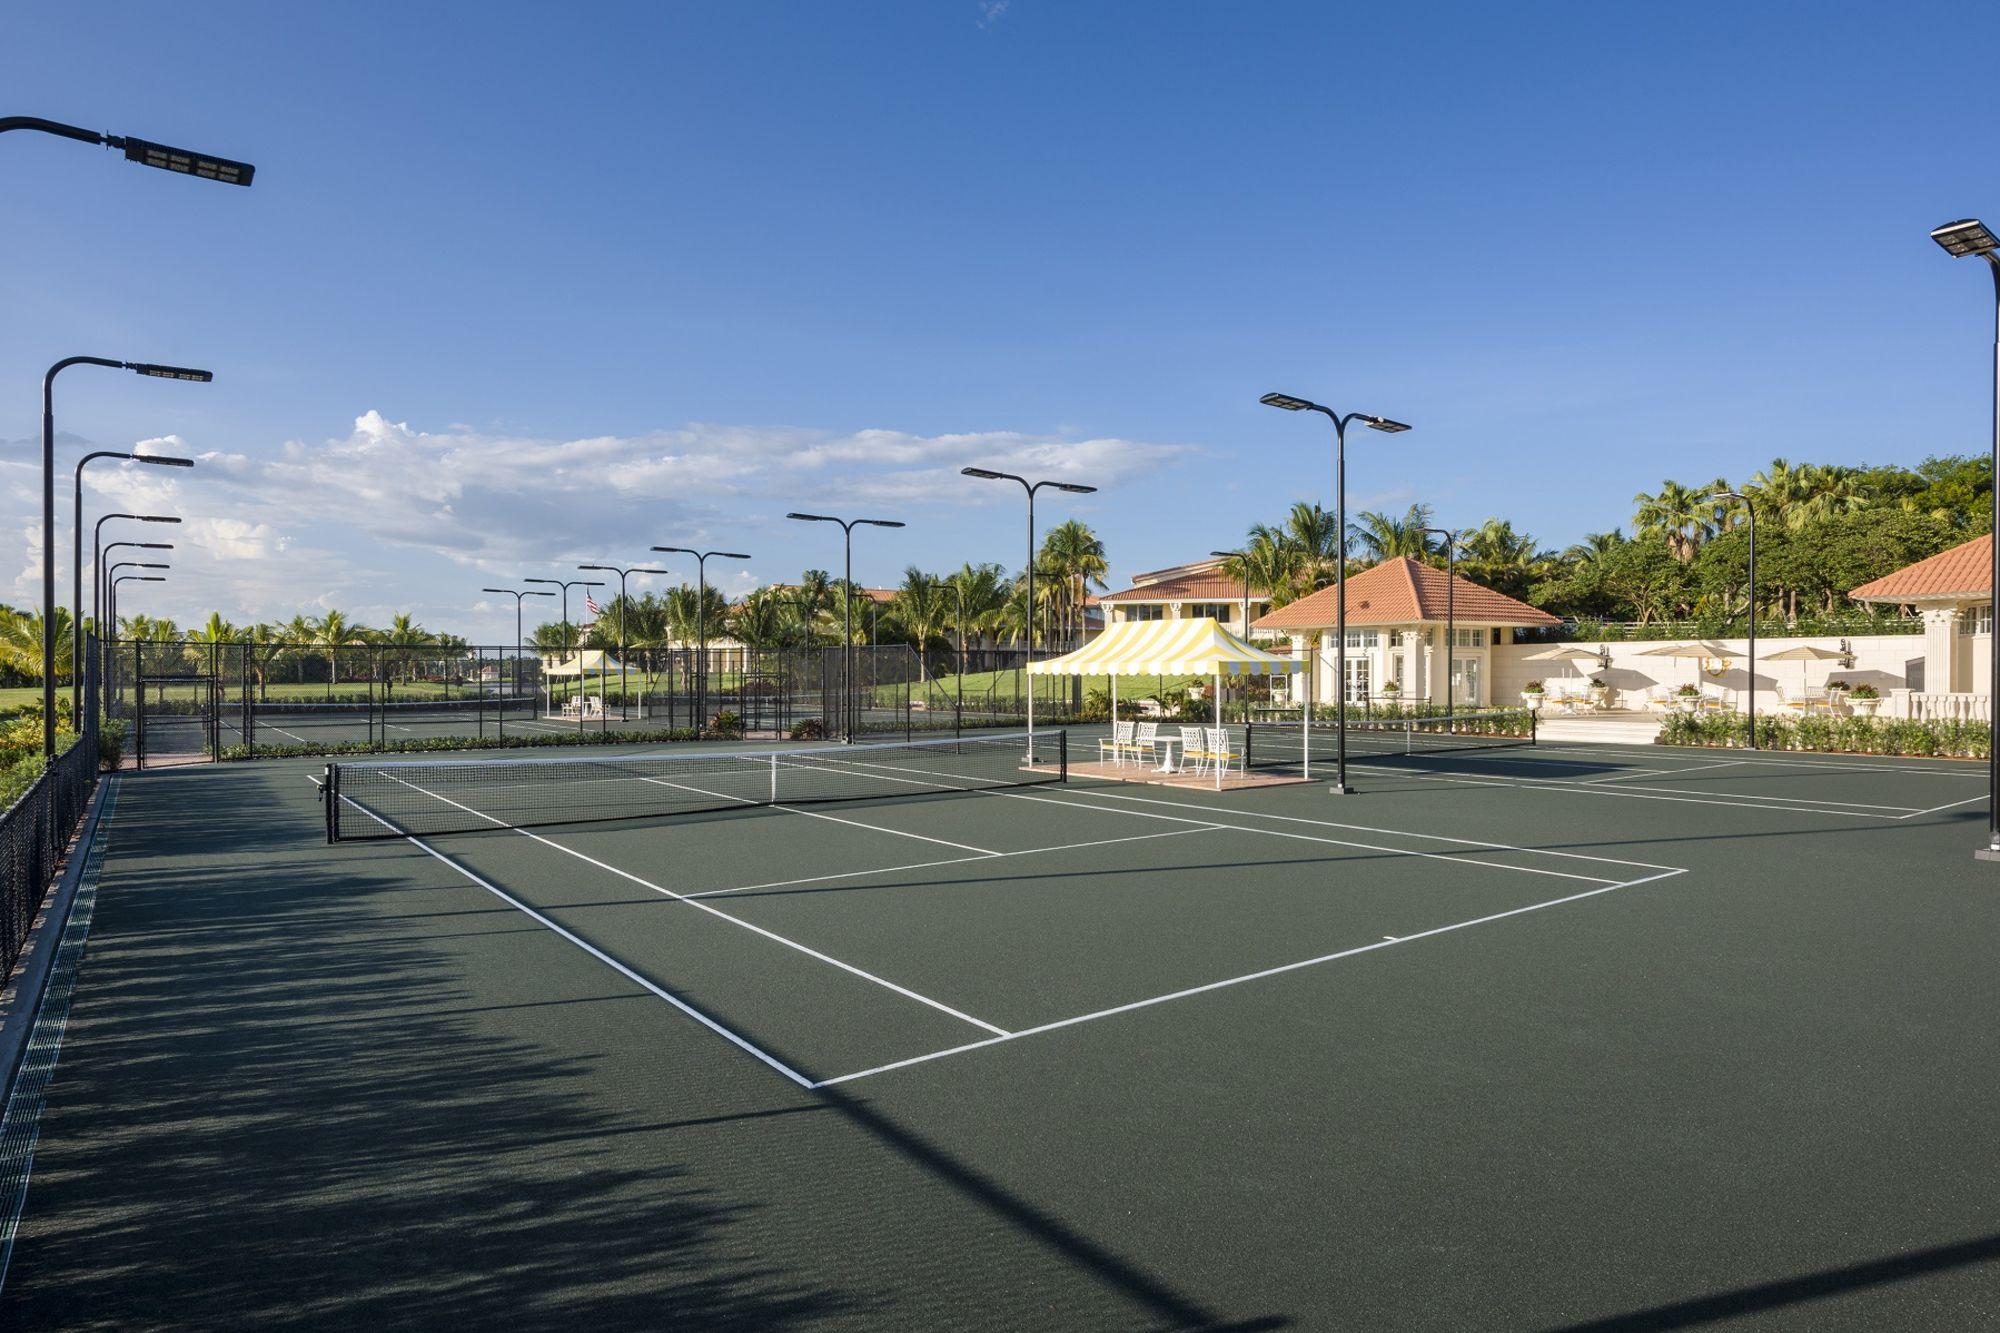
[1675,697,1700,714]
[1520,692,1545,712]
[1848,697,1880,718]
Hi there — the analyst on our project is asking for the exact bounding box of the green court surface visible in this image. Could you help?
[4,733,1999,1328]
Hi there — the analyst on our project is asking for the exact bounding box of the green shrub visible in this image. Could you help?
[98,719,128,771]
[1656,711,1986,759]
[789,718,827,741]
[702,711,746,741]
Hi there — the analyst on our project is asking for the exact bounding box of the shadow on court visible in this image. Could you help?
[1,764,1285,1331]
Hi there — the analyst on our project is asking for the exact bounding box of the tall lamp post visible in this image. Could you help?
[74,451,193,712]
[482,587,555,704]
[960,469,1098,757]
[523,577,604,711]
[94,513,179,712]
[652,547,750,726]
[2,116,254,185]
[109,571,168,636]
[1259,393,1410,795]
[41,359,210,756]
[1711,492,1758,750]
[579,563,667,719]
[1419,527,1458,718]
[786,514,904,742]
[1930,218,2000,862]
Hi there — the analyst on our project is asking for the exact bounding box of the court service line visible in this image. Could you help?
[683,826,1224,900]
[816,755,1635,885]
[1035,786,1682,873]
[1530,741,1989,778]
[326,786,818,1089]
[1899,794,1990,819]
[377,774,1012,1036]
[1578,760,1748,785]
[1349,766,1917,820]
[813,865,1690,1087]
[1493,777,1921,812]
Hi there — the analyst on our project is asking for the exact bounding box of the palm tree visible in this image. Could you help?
[0,608,73,683]
[945,562,1010,650]
[728,587,792,649]
[1632,480,1713,561]
[790,569,836,646]
[1038,519,1109,651]
[187,611,238,644]
[1348,503,1437,564]
[889,567,954,677]
[313,610,368,686]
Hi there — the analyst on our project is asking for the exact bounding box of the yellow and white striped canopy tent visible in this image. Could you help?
[1027,618,1299,788]
[1025,617,1296,678]
[541,649,626,677]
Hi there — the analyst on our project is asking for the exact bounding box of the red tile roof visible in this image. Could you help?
[1251,557,1561,630]
[1098,571,1268,602]
[1849,534,1991,602]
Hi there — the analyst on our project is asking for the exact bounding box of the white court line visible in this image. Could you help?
[814,865,1691,1087]
[1350,765,1917,820]
[1530,741,1989,778]
[1579,760,1748,785]
[1899,794,1990,819]
[378,773,1012,1036]
[792,753,1631,885]
[683,826,1222,900]
[636,773,1001,856]
[1039,786,1681,873]
[1496,777,1921,812]
[319,781,817,1089]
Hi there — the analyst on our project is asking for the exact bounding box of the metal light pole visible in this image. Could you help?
[41,359,210,756]
[961,469,1098,758]
[110,572,167,635]
[523,577,603,712]
[1419,527,1458,719]
[652,548,749,727]
[482,587,555,705]
[1931,219,2000,861]
[1711,493,1757,750]
[74,451,192,713]
[93,514,178,714]
[1259,393,1411,795]
[786,514,904,742]
[579,564,667,720]
[3,116,254,184]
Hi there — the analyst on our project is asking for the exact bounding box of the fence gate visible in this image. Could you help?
[134,672,219,768]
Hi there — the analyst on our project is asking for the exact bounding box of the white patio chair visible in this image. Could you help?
[1133,721,1161,765]
[1204,727,1239,779]
[584,694,604,719]
[1178,726,1210,775]
[1099,719,1136,767]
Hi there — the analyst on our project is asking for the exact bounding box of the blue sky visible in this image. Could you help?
[5,2,1998,641]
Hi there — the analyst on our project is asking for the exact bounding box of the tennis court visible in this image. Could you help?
[4,729,1997,1327]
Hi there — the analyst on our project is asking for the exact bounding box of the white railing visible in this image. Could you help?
[1892,690,1991,722]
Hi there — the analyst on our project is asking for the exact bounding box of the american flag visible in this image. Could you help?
[584,594,603,616]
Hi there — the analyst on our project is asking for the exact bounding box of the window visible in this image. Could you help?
[1344,628,1380,650]
[1189,603,1230,621]
[1122,604,1164,622]
[1961,606,1992,636]
[1344,656,1371,702]
[1451,627,1484,648]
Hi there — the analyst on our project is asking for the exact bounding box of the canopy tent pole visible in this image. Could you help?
[1214,669,1222,790]
[1303,639,1313,780]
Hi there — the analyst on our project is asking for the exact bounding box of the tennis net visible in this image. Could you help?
[1244,710,1534,770]
[325,729,1067,841]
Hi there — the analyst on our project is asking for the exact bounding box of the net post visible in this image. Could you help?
[323,763,339,842]
[1059,728,1068,782]
[771,752,779,802]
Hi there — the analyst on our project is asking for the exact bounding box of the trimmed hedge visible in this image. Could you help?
[1657,711,1988,759]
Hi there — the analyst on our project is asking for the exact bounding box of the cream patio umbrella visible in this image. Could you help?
[1636,641,1742,697]
[1520,644,1603,692]
[1027,618,1298,789]
[1762,644,1848,705]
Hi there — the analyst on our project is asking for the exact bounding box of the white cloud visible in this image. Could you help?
[10,411,1197,629]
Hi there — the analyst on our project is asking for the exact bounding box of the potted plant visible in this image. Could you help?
[1846,682,1881,718]
[1673,682,1702,713]
[1587,673,1612,704]
[1520,679,1546,711]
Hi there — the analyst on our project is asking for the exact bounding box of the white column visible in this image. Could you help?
[1922,607,1961,694]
